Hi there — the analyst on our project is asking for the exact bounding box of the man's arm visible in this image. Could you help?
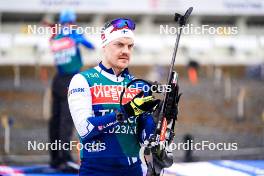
[68,74,118,141]
[74,33,95,49]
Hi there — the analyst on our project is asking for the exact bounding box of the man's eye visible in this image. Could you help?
[115,43,123,47]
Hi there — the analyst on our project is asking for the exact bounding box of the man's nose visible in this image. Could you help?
[121,46,130,54]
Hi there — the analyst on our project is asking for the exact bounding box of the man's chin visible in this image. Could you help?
[117,61,129,69]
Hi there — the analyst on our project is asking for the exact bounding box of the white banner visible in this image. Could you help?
[0,0,264,15]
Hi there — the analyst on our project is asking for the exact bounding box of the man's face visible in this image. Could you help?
[103,37,134,70]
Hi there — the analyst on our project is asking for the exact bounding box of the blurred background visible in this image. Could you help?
[0,0,263,175]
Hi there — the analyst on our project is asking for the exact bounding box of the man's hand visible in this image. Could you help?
[122,92,160,117]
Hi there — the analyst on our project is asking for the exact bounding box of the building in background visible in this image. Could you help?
[0,0,263,66]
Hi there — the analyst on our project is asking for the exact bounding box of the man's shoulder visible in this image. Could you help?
[80,66,98,76]
[124,72,135,81]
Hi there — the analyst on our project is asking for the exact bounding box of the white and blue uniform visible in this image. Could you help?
[68,62,156,176]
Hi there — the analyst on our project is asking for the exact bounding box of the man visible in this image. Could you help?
[68,18,160,175]
[49,9,95,172]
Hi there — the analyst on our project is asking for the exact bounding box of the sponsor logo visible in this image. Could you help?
[50,37,75,52]
[122,30,128,34]
[68,88,85,96]
[98,121,118,131]
[90,85,141,105]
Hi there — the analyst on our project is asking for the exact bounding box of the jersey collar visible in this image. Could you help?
[98,61,129,77]
[94,62,131,82]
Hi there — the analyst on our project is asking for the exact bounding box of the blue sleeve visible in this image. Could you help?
[74,32,95,49]
[82,112,118,141]
[137,114,156,144]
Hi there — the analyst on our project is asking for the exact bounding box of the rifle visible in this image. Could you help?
[118,7,193,175]
[144,7,193,176]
